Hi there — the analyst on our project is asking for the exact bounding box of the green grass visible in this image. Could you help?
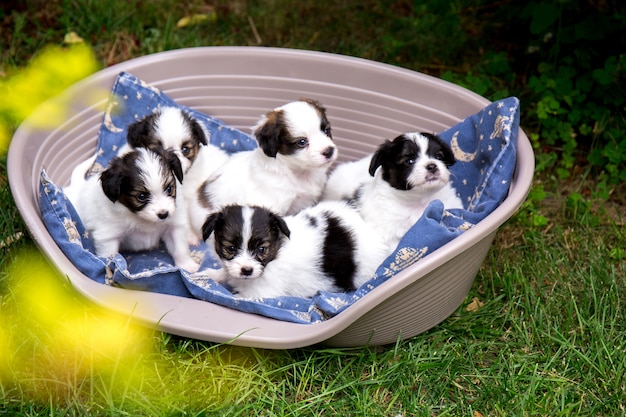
[1,217,623,415]
[1,0,625,415]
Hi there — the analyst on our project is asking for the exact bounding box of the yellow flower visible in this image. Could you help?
[0,119,9,155]
[0,43,100,129]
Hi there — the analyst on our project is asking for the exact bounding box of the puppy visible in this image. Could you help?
[63,147,200,272]
[199,201,389,299]
[324,132,463,249]
[124,106,211,173]
[187,98,338,242]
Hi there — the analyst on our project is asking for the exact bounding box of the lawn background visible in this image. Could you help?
[1,1,625,415]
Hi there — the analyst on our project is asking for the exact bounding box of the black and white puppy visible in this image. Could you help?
[199,201,389,299]
[124,106,210,173]
[63,147,200,272]
[187,98,338,242]
[323,132,463,249]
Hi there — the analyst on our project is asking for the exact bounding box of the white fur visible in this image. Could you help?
[182,143,230,244]
[187,100,338,242]
[64,148,200,272]
[199,201,389,299]
[322,157,371,201]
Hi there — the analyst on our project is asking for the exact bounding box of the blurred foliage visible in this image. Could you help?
[1,0,625,198]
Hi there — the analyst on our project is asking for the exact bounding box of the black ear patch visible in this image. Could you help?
[254,110,285,158]
[127,112,158,148]
[163,150,184,184]
[184,112,208,146]
[201,211,221,241]
[99,154,135,203]
[270,211,291,239]
[368,138,395,177]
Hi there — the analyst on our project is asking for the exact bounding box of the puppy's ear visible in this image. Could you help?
[186,113,209,146]
[422,132,456,167]
[126,114,154,148]
[254,111,281,158]
[165,151,184,183]
[369,139,393,177]
[99,159,125,203]
[270,212,291,239]
[201,212,221,241]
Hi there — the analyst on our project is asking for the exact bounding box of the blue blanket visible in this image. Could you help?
[39,72,520,324]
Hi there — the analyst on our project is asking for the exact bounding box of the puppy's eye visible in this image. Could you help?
[296,138,308,148]
[323,126,332,136]
[164,185,175,196]
[255,243,271,260]
[181,146,191,156]
[434,151,445,160]
[404,159,415,167]
[137,192,149,203]
[222,244,237,259]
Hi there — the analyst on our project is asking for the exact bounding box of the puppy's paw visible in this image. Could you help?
[187,232,201,246]
[177,258,200,273]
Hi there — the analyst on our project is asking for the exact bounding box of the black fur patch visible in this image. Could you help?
[422,132,456,167]
[248,207,290,266]
[306,214,319,228]
[255,109,290,157]
[201,206,245,260]
[321,213,357,291]
[368,135,418,190]
[179,111,209,163]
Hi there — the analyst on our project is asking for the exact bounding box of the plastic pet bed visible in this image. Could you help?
[8,47,534,349]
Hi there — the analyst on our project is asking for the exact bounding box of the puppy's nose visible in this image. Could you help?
[157,211,169,220]
[241,267,254,276]
[426,163,439,173]
[322,146,335,159]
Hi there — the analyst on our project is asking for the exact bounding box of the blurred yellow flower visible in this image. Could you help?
[0,119,9,155]
[0,42,100,135]
[1,246,152,395]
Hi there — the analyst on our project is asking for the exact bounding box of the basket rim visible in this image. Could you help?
[8,46,535,348]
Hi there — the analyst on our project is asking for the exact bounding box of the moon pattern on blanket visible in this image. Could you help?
[450,131,478,162]
[103,99,123,133]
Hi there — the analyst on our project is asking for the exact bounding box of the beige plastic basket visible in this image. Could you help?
[8,47,534,348]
